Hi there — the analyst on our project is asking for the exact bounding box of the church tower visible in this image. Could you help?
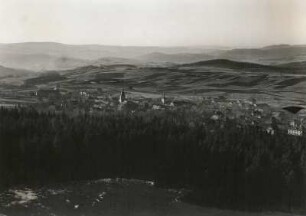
[119,89,126,103]
[161,92,166,105]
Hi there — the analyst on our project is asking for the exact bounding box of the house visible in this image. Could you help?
[288,128,303,136]
[266,126,275,135]
[80,91,89,97]
[287,119,303,136]
[153,105,162,110]
[210,114,219,121]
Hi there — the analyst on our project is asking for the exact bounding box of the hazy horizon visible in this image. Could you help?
[1,41,306,49]
[0,0,306,47]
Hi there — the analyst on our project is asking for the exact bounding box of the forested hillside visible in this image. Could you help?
[0,107,305,212]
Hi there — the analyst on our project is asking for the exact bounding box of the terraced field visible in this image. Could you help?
[30,60,306,106]
[0,59,305,107]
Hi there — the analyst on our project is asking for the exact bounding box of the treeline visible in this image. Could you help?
[0,107,305,212]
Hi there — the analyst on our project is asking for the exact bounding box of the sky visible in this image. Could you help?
[0,0,305,47]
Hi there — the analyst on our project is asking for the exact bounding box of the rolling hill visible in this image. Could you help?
[278,61,306,69]
[0,52,90,71]
[91,57,142,66]
[17,59,306,106]
[0,42,306,106]
[219,45,306,65]
[0,65,33,77]
[0,42,215,71]
[1,42,306,71]
[138,52,213,64]
[181,59,281,72]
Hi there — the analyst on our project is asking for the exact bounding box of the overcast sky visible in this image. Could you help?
[0,0,305,47]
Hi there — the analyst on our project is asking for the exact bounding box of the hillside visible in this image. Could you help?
[0,42,211,60]
[1,42,306,71]
[0,42,215,71]
[17,58,305,106]
[0,65,33,77]
[181,59,280,72]
[278,61,306,69]
[139,52,212,64]
[91,57,142,66]
[220,45,306,65]
[0,52,90,71]
[1,179,301,216]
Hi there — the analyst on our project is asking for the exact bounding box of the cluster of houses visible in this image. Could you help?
[32,87,168,115]
[32,86,305,137]
[203,97,305,137]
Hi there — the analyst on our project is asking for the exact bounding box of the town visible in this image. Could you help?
[2,84,303,138]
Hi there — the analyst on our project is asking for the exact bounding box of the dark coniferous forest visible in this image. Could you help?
[0,107,305,212]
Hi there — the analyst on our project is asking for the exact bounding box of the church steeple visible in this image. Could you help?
[119,88,126,103]
[161,92,166,105]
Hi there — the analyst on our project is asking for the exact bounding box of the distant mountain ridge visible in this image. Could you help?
[0,42,306,71]
[220,45,306,65]
[0,42,215,71]
[0,42,212,59]
[0,52,90,71]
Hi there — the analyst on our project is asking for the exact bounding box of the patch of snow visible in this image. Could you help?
[98,192,106,199]
[117,178,155,186]
[173,197,180,203]
[94,178,112,184]
[94,178,155,186]
[146,181,155,186]
[48,189,67,195]
[168,188,187,203]
[92,191,107,206]
[9,189,37,206]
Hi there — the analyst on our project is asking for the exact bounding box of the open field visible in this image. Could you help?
[0,59,303,107]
